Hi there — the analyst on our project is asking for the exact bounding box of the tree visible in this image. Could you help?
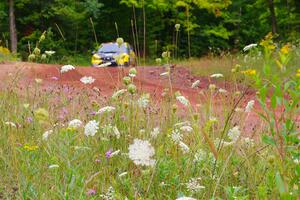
[267,0,278,34]
[8,0,17,52]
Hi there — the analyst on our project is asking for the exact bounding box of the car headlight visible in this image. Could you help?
[91,54,102,65]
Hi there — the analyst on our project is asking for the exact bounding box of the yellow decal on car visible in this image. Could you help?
[91,54,102,65]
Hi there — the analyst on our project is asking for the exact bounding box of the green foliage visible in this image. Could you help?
[0,0,299,61]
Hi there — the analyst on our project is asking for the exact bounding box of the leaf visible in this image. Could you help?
[261,135,276,146]
[275,172,286,194]
[271,95,277,109]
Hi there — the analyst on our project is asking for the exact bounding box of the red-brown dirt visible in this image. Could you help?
[0,61,263,135]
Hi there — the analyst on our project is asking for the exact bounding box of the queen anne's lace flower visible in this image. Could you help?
[242,137,255,148]
[171,129,182,143]
[42,130,53,140]
[180,125,193,133]
[48,164,59,169]
[243,43,257,51]
[80,76,95,84]
[228,126,241,142]
[219,88,227,93]
[137,94,150,108]
[210,73,224,78]
[5,121,16,128]
[61,65,75,73]
[193,149,207,163]
[179,141,190,153]
[214,138,233,147]
[176,197,197,200]
[150,127,160,139]
[113,126,120,139]
[128,139,156,167]
[186,177,205,193]
[84,120,99,136]
[68,119,83,129]
[176,95,190,107]
[191,80,200,88]
[97,106,116,114]
[245,100,255,112]
[45,51,55,56]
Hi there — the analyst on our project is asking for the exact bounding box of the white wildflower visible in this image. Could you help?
[5,121,16,128]
[235,107,244,112]
[61,65,75,73]
[228,126,241,142]
[214,138,233,147]
[174,121,191,128]
[42,130,53,140]
[97,106,115,114]
[110,150,120,157]
[84,120,99,137]
[139,129,145,134]
[218,88,227,93]
[193,149,207,163]
[180,125,193,133]
[160,71,169,76]
[208,117,218,123]
[68,119,83,129]
[179,141,190,153]
[80,76,95,84]
[171,129,182,143]
[48,164,59,169]
[138,94,150,108]
[118,172,128,177]
[128,139,156,167]
[186,177,205,193]
[245,100,255,112]
[45,51,56,56]
[243,43,257,52]
[191,80,200,88]
[210,73,224,78]
[176,95,190,107]
[112,89,127,99]
[113,126,120,139]
[176,197,197,200]
[242,137,255,148]
[100,186,115,200]
[150,127,160,139]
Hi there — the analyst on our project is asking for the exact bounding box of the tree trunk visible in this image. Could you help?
[9,0,17,53]
[267,0,278,34]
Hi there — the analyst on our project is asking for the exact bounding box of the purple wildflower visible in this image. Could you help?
[27,117,33,123]
[86,189,96,196]
[105,149,113,159]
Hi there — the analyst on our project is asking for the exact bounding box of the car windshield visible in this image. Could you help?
[98,43,127,54]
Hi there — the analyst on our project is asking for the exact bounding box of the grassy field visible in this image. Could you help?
[0,38,299,199]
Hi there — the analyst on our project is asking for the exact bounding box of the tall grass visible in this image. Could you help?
[0,43,299,199]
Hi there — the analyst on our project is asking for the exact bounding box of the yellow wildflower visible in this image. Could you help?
[280,44,290,55]
[0,46,10,55]
[260,32,276,50]
[241,69,256,76]
[296,69,300,77]
[24,144,39,151]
